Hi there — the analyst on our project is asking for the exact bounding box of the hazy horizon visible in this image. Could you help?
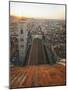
[10,15,65,21]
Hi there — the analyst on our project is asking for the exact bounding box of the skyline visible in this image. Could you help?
[10,2,65,20]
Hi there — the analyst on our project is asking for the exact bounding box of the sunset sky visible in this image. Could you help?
[10,2,65,20]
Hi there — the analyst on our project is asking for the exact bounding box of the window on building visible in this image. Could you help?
[21,29,23,34]
[21,45,24,47]
[20,38,24,41]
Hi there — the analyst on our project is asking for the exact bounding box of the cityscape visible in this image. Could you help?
[10,16,66,66]
[10,2,66,89]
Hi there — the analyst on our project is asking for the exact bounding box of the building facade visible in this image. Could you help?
[17,20,28,65]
